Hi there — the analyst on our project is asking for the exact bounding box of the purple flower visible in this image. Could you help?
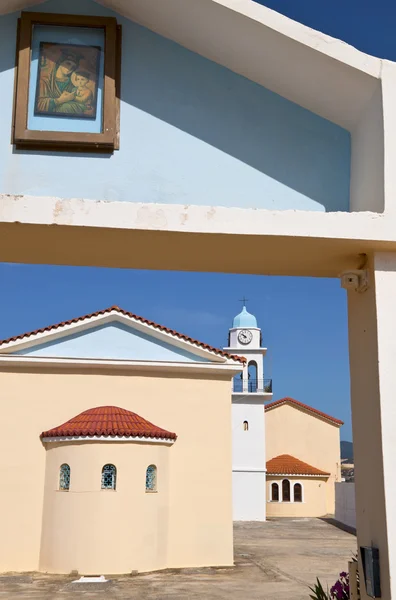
[330,573,350,600]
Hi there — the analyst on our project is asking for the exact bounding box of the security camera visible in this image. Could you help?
[340,270,368,293]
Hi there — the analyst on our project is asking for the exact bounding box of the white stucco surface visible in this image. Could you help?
[232,404,265,472]
[232,402,266,521]
[232,471,266,522]
[335,482,356,530]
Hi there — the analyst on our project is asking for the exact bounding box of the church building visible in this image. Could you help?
[0,301,343,576]
[0,306,244,575]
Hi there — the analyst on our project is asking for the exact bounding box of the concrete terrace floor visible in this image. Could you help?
[0,519,356,599]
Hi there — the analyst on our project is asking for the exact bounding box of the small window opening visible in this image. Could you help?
[243,420,249,431]
[146,464,157,492]
[101,464,117,490]
[271,482,279,502]
[282,479,291,502]
[294,483,302,502]
[59,463,70,491]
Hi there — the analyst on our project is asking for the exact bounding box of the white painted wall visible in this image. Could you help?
[335,482,356,530]
[232,403,266,520]
[232,404,265,471]
[350,83,384,213]
[232,471,266,521]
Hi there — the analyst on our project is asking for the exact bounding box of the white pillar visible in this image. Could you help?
[347,252,396,600]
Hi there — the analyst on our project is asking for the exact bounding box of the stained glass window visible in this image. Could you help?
[101,464,116,490]
[59,464,70,491]
[146,465,157,492]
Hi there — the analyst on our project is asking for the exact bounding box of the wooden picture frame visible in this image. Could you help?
[13,12,121,152]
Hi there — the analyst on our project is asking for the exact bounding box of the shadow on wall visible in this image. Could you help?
[0,0,351,212]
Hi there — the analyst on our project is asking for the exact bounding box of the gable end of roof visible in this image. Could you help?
[0,305,245,364]
[265,397,343,426]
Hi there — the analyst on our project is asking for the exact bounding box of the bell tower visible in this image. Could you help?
[224,303,273,521]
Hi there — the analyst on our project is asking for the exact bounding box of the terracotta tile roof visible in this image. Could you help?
[265,397,343,426]
[266,454,330,476]
[0,305,245,364]
[40,406,177,440]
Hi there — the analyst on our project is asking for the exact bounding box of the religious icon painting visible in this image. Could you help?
[13,12,121,152]
[34,42,101,120]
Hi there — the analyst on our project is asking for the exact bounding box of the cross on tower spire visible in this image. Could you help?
[239,296,249,307]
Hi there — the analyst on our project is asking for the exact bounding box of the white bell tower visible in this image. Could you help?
[224,303,273,521]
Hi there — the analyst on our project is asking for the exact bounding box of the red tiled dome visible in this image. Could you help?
[40,406,177,440]
[266,454,329,476]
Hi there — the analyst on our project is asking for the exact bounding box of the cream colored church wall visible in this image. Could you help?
[0,367,233,573]
[39,441,170,574]
[266,404,341,515]
[266,477,327,518]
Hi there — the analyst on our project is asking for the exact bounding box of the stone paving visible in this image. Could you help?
[0,519,356,599]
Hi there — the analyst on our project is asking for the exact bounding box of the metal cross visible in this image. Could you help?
[239,296,249,306]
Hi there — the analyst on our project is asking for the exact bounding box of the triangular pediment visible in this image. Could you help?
[10,321,214,362]
[0,306,243,364]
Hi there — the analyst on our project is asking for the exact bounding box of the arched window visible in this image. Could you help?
[248,361,258,392]
[243,420,249,431]
[271,482,279,502]
[101,464,117,490]
[282,479,291,502]
[59,464,70,491]
[294,483,303,502]
[145,465,157,492]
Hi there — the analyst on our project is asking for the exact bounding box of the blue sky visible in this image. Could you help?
[256,0,396,60]
[3,0,391,443]
[0,264,351,439]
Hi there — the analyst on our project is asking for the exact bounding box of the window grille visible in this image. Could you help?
[146,464,157,492]
[101,464,116,490]
[59,464,70,491]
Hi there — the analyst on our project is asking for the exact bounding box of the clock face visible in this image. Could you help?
[238,329,253,345]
